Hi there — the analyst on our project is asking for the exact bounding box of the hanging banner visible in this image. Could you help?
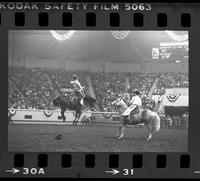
[44,110,54,117]
[9,108,17,116]
[166,92,180,103]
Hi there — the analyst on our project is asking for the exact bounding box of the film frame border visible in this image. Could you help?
[0,2,199,178]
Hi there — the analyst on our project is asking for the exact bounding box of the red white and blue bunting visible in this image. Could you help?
[165,31,188,42]
[44,110,54,117]
[166,92,180,103]
[50,30,75,41]
[9,108,16,116]
[103,113,112,119]
[110,31,130,39]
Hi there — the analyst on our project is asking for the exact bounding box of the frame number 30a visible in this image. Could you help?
[23,168,45,175]
[123,169,134,176]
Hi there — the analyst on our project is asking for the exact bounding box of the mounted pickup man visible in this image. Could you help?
[111,89,160,140]
[70,74,85,106]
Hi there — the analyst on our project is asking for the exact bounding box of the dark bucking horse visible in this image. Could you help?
[52,94,96,126]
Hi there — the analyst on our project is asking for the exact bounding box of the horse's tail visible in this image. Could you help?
[153,113,160,132]
[84,95,96,105]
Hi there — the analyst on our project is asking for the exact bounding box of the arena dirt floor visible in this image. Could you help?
[8,122,188,152]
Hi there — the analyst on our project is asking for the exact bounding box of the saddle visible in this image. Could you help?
[130,105,140,114]
[124,114,143,125]
[128,106,143,125]
[65,93,79,103]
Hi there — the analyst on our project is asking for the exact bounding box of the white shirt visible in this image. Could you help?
[130,95,142,107]
[70,80,82,91]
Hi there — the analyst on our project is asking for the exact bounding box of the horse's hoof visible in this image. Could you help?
[147,138,151,141]
[118,136,123,139]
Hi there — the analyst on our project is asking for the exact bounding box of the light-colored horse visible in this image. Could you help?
[112,97,160,141]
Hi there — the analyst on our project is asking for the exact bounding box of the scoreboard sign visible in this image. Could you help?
[152,41,188,60]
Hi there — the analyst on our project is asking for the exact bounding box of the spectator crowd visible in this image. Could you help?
[158,112,189,128]
[153,72,188,95]
[8,66,188,113]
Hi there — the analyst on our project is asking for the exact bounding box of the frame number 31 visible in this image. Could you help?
[123,169,134,176]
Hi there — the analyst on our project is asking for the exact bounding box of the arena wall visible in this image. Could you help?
[9,109,76,122]
[8,109,188,129]
[8,109,119,122]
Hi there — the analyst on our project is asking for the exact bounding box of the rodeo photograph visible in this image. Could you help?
[8,30,189,152]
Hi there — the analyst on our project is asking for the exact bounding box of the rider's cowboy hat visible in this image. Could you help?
[118,93,122,97]
[133,90,141,95]
[118,93,123,99]
[72,74,78,79]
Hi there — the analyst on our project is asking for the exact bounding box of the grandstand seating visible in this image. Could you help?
[153,72,189,95]
[129,73,156,97]
[8,66,188,113]
[90,72,126,111]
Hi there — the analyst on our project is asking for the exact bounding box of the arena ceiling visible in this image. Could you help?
[9,30,188,63]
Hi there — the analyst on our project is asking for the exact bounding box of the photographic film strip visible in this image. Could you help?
[0,1,200,179]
